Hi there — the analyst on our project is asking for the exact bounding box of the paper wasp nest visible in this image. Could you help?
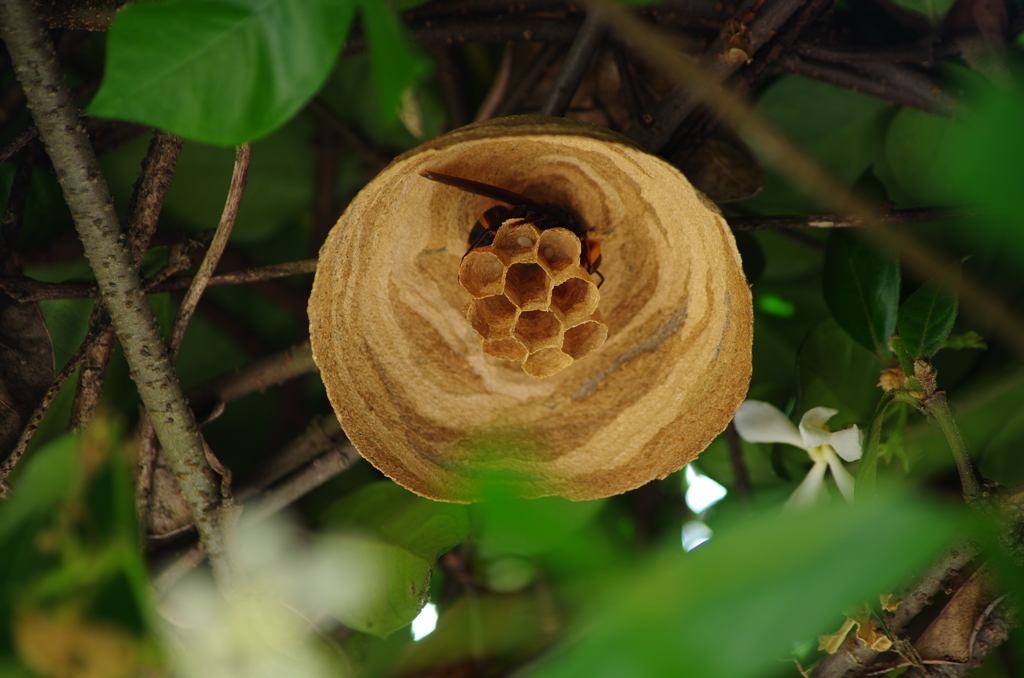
[309,116,753,502]
[460,219,607,378]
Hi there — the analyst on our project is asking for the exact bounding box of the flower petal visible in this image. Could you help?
[784,461,829,510]
[829,425,863,462]
[733,401,802,447]
[825,447,856,503]
[798,407,838,448]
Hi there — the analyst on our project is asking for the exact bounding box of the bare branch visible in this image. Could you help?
[167,143,251,362]
[0,0,233,586]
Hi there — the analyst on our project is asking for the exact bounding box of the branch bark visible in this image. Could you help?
[0,0,234,587]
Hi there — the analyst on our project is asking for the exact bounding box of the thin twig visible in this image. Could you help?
[0,149,33,272]
[540,10,607,117]
[0,259,319,302]
[308,96,391,172]
[241,444,361,525]
[236,413,343,501]
[186,342,317,424]
[167,143,250,362]
[493,42,562,118]
[0,0,232,586]
[0,311,108,495]
[665,0,835,164]
[0,124,38,164]
[724,422,751,503]
[779,55,953,116]
[727,207,986,231]
[627,0,811,152]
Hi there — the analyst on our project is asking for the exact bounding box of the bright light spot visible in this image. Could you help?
[682,520,713,551]
[756,294,796,318]
[412,603,438,641]
[685,465,727,513]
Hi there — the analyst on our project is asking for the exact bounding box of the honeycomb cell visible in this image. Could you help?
[466,295,518,340]
[550,277,599,326]
[493,220,541,265]
[537,228,581,277]
[457,219,606,377]
[562,320,609,360]
[482,337,528,362]
[504,263,551,310]
[459,249,505,298]
[523,348,575,378]
[513,310,563,353]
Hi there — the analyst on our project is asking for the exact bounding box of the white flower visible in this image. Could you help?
[733,401,864,509]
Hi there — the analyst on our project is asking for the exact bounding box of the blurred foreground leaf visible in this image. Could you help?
[528,493,958,678]
[322,482,469,637]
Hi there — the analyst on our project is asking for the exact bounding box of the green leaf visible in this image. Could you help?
[358,0,433,124]
[88,0,357,145]
[330,534,435,638]
[942,330,987,351]
[897,264,961,358]
[528,493,957,678]
[887,0,956,22]
[745,76,892,214]
[884,107,962,205]
[822,230,900,358]
[0,434,78,542]
[322,482,469,637]
[797,319,883,430]
[323,481,468,562]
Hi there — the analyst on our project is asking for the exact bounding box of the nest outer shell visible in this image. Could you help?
[308,115,753,502]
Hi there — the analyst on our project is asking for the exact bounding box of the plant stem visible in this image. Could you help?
[926,391,981,501]
[0,0,234,587]
[857,393,893,496]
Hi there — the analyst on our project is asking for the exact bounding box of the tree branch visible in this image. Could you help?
[167,143,250,362]
[727,207,986,231]
[0,0,234,586]
[70,130,184,432]
[186,342,317,424]
[0,259,320,302]
[540,10,606,117]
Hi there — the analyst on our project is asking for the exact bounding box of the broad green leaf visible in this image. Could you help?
[331,535,433,638]
[744,76,892,214]
[472,494,606,560]
[887,0,956,22]
[323,481,468,562]
[388,593,549,675]
[88,0,357,145]
[321,483,469,637]
[822,230,900,358]
[897,264,961,358]
[528,493,957,678]
[359,0,433,124]
[884,107,962,205]
[0,434,78,542]
[797,319,882,430]
[943,330,987,350]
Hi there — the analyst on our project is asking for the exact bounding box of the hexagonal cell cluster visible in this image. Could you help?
[460,219,607,378]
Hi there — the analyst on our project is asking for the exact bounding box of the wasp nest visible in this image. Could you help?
[309,116,753,502]
[460,219,607,378]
